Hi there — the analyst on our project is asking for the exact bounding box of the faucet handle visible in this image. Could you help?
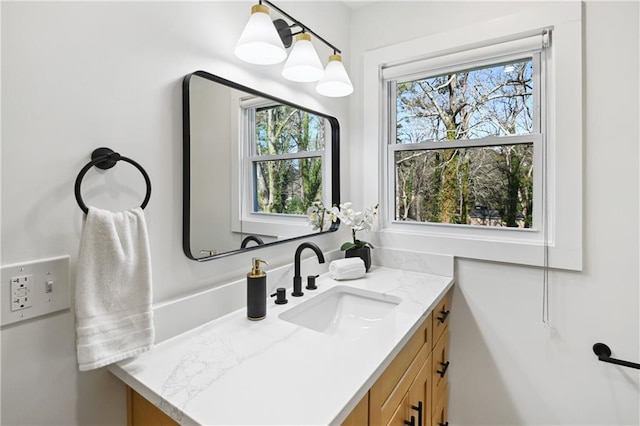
[306,274,319,290]
[270,288,288,304]
[200,249,218,256]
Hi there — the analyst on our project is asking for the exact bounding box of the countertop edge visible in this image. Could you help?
[109,363,199,425]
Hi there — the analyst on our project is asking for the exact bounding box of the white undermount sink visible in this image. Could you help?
[278,285,402,336]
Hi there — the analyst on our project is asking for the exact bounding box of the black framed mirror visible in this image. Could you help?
[183,71,340,261]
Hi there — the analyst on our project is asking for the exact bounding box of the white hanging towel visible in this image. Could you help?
[75,207,154,371]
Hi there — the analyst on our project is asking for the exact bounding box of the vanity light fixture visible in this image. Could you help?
[282,33,324,83]
[316,54,354,97]
[235,0,353,97]
[234,3,287,65]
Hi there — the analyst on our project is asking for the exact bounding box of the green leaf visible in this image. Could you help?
[340,242,357,251]
[354,239,375,249]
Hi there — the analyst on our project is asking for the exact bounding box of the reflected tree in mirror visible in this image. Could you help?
[252,104,325,215]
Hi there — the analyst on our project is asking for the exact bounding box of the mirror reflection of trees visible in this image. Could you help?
[394,59,535,228]
[254,105,325,214]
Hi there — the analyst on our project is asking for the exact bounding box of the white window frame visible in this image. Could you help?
[362,3,583,270]
[385,50,544,237]
[236,96,332,239]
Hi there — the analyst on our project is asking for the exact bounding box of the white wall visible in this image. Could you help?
[349,1,639,425]
[0,2,350,424]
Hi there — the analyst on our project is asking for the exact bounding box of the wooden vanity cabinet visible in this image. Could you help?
[345,287,452,426]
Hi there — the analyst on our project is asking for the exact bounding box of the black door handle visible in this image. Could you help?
[437,309,450,323]
[437,361,450,377]
[411,401,423,426]
[404,415,416,426]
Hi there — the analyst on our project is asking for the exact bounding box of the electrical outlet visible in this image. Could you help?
[10,275,33,311]
[1,256,70,326]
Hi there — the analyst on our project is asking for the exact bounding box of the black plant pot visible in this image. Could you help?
[345,247,371,272]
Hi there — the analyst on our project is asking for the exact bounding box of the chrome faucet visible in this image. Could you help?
[292,242,325,297]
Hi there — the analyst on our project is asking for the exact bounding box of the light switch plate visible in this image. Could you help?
[1,256,70,327]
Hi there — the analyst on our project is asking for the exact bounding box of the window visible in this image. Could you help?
[238,97,333,241]
[362,3,584,270]
[388,56,541,229]
[248,103,326,216]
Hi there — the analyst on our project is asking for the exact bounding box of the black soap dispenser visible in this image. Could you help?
[247,257,268,321]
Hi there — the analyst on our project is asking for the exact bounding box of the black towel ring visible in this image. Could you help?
[75,147,152,214]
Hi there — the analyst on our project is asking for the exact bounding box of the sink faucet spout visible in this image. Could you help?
[293,242,325,297]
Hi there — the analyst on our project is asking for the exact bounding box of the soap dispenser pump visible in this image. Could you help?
[247,257,268,321]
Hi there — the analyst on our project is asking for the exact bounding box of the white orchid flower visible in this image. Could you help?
[308,201,378,243]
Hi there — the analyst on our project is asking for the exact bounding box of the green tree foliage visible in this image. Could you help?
[254,105,324,214]
[395,59,535,228]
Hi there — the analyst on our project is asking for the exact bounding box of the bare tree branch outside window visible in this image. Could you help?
[253,105,325,215]
[393,59,535,228]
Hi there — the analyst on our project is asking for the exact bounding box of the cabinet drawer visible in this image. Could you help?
[432,289,452,346]
[431,327,449,405]
[431,384,448,426]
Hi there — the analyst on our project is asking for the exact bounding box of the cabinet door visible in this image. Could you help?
[431,328,449,407]
[370,314,431,426]
[431,384,448,426]
[408,353,432,426]
[385,353,432,426]
[386,393,412,426]
[432,290,452,345]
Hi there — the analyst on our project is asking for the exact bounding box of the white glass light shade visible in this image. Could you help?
[316,54,353,97]
[281,33,324,83]
[235,4,287,65]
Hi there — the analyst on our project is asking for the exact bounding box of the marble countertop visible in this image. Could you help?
[109,265,453,425]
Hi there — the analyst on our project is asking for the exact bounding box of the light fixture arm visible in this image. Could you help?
[273,18,293,48]
[260,0,342,54]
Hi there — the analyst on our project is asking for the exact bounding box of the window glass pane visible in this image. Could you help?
[253,158,323,214]
[396,59,533,143]
[255,105,326,155]
[394,143,534,228]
